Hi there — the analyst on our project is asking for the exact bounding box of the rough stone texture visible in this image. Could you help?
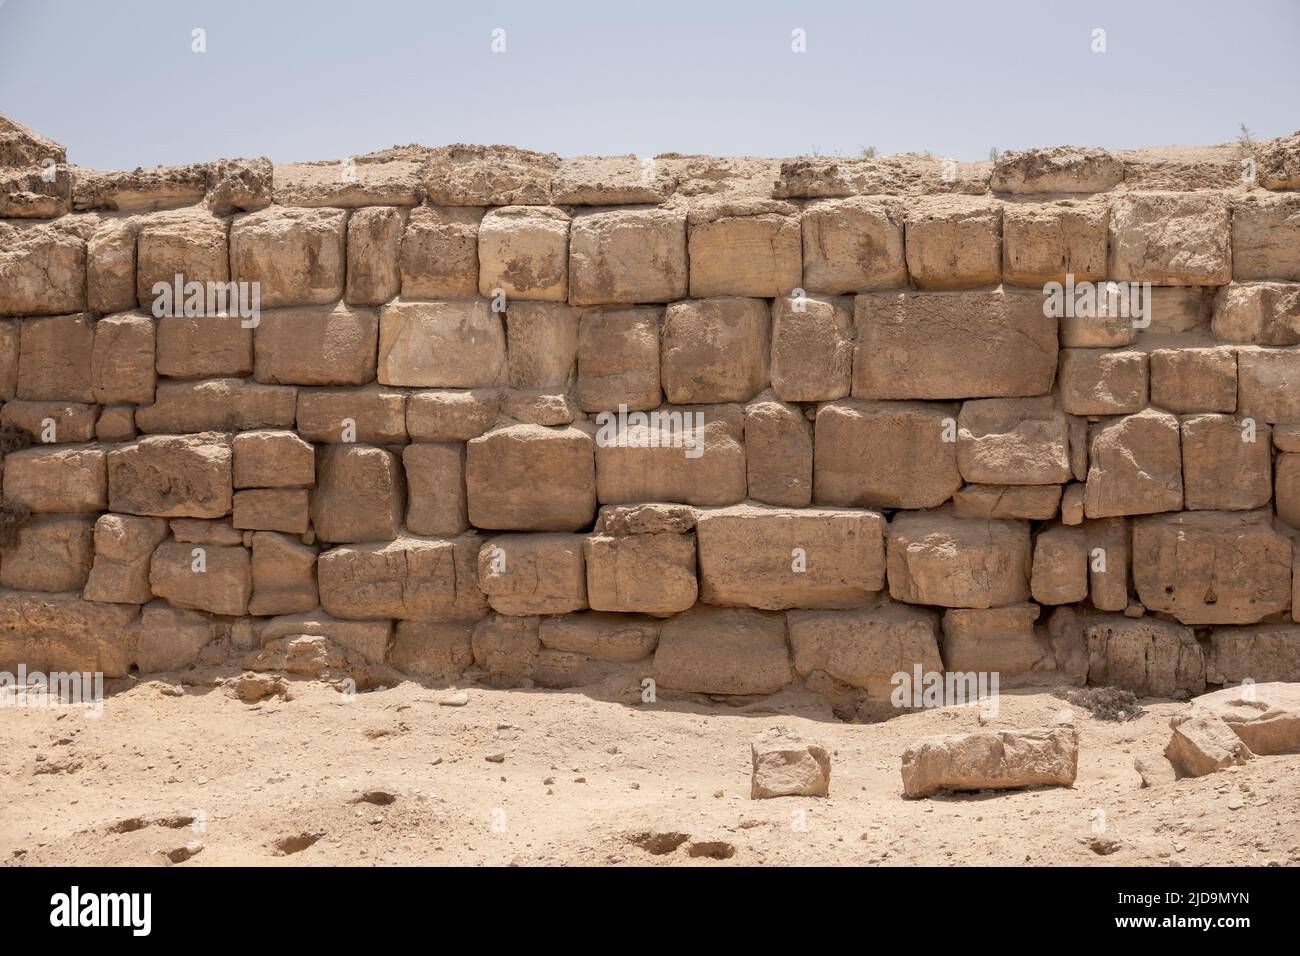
[800,197,907,293]
[886,510,1031,609]
[1232,193,1300,281]
[1059,349,1148,416]
[696,505,884,610]
[1180,413,1271,511]
[345,206,403,306]
[901,727,1078,798]
[233,487,310,533]
[1109,192,1231,285]
[576,307,662,412]
[318,535,486,623]
[941,604,1058,684]
[0,589,137,677]
[91,311,156,405]
[135,379,296,434]
[1002,199,1108,286]
[423,145,558,206]
[1184,683,1300,756]
[477,205,569,302]
[399,206,482,298]
[0,221,85,316]
[507,302,578,389]
[295,386,406,444]
[853,290,1056,400]
[653,606,791,696]
[1165,712,1253,776]
[1132,510,1291,626]
[991,147,1123,194]
[1084,409,1183,518]
[787,604,942,697]
[744,394,813,507]
[406,388,500,442]
[568,207,687,306]
[253,303,378,386]
[149,541,251,617]
[248,531,318,616]
[814,399,961,509]
[107,433,232,518]
[83,514,169,604]
[1212,282,1300,344]
[661,297,770,404]
[1084,614,1205,697]
[477,533,587,616]
[688,210,801,298]
[593,405,747,507]
[388,619,475,678]
[957,397,1070,486]
[154,314,252,379]
[0,515,95,592]
[232,429,315,488]
[229,207,347,308]
[750,728,831,799]
[903,197,1002,290]
[581,532,696,617]
[310,445,403,544]
[1237,348,1300,423]
[132,602,215,674]
[1149,347,1237,413]
[769,293,853,402]
[3,445,106,513]
[377,299,506,388]
[135,211,229,304]
[466,424,596,531]
[953,484,1061,520]
[402,443,468,536]
[18,313,95,402]
[1031,524,1088,606]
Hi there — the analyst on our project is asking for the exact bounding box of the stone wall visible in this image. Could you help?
[3,112,1300,706]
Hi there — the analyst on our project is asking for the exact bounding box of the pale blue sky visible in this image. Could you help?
[1,0,1296,170]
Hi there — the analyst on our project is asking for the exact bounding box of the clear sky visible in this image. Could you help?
[1,0,1297,170]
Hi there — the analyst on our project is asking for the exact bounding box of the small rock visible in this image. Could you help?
[750,727,831,799]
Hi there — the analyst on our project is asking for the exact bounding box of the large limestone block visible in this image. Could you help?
[248,531,318,616]
[1084,409,1183,518]
[538,612,660,661]
[466,424,596,531]
[317,534,486,622]
[991,146,1123,194]
[1149,347,1237,413]
[956,397,1070,485]
[0,515,95,592]
[1030,524,1088,605]
[800,197,907,293]
[107,433,232,518]
[310,445,403,544]
[257,611,393,664]
[377,299,506,388]
[593,404,746,506]
[1084,517,1130,612]
[745,394,813,507]
[1212,281,1300,344]
[402,443,468,536]
[406,388,500,442]
[17,313,95,402]
[750,728,831,799]
[1184,683,1300,755]
[1148,285,1212,334]
[3,445,106,513]
[576,307,662,412]
[232,429,315,488]
[595,503,697,536]
[1277,453,1300,528]
[229,207,346,307]
[1232,192,1300,281]
[661,297,770,404]
[399,205,482,298]
[91,311,156,405]
[134,379,296,433]
[82,514,169,604]
[688,211,801,297]
[901,727,1078,798]
[154,313,252,379]
[507,301,579,389]
[477,533,587,616]
[787,604,942,697]
[1109,192,1231,285]
[653,606,791,696]
[1,400,97,442]
[1002,199,1108,286]
[0,164,71,219]
[903,197,1002,290]
[568,207,687,306]
[1257,133,1300,190]
[582,533,697,616]
[265,160,415,209]
[953,484,1062,520]
[296,386,407,444]
[0,220,85,315]
[853,289,1057,400]
[131,602,215,674]
[149,540,251,616]
[477,205,569,301]
[471,614,540,684]
[549,155,671,206]
[940,604,1057,683]
[813,399,961,509]
[1084,614,1206,697]
[423,144,558,206]
[233,487,310,534]
[696,505,884,610]
[253,303,378,386]
[769,293,853,402]
[345,206,403,306]
[1206,624,1300,685]
[886,510,1031,609]
[1059,348,1148,416]
[1132,510,1291,626]
[1181,413,1271,511]
[135,211,229,304]
[0,590,137,677]
[388,620,475,678]
[1236,348,1300,423]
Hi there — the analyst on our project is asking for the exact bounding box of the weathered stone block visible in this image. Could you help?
[653,606,791,696]
[991,147,1122,194]
[403,443,468,536]
[423,144,558,206]
[745,394,813,507]
[1181,413,1271,511]
[149,540,251,616]
[582,533,697,616]
[1236,348,1300,423]
[229,206,346,307]
[0,515,95,592]
[688,210,801,298]
[107,433,232,518]
[1232,192,1300,281]
[507,301,579,389]
[2,445,106,513]
[853,289,1056,399]
[466,424,596,531]
[154,314,252,379]
[1212,282,1300,344]
[398,206,482,299]
[1031,524,1088,605]
[576,306,662,412]
[18,314,94,402]
[904,197,1002,290]
[813,399,961,509]
[750,728,831,799]
[477,533,587,616]
[1149,347,1237,413]
[377,299,506,387]
[310,445,403,544]
[134,379,296,433]
[1059,348,1147,416]
[800,197,907,293]
[1109,192,1231,285]
[233,488,310,533]
[941,604,1057,682]
[248,531,318,616]
[538,612,660,661]
[135,211,229,304]
[318,534,486,621]
[787,604,942,698]
[253,303,378,386]
[91,310,155,404]
[389,619,474,678]
[345,206,403,305]
[296,386,407,444]
[232,429,315,488]
[661,297,770,404]
[406,388,500,442]
[887,510,1032,609]
[0,590,136,677]
[1,401,97,442]
[1002,199,1108,286]
[0,221,85,315]
[769,293,853,402]
[568,207,687,306]
[132,602,215,674]
[83,514,169,604]
[901,727,1078,798]
[1085,615,1206,697]
[1084,409,1183,518]
[957,397,1070,485]
[953,484,1062,520]
[477,205,569,301]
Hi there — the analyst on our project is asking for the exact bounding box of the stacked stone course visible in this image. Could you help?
[3,116,1300,708]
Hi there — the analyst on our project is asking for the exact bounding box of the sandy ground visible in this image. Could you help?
[2,677,1297,867]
